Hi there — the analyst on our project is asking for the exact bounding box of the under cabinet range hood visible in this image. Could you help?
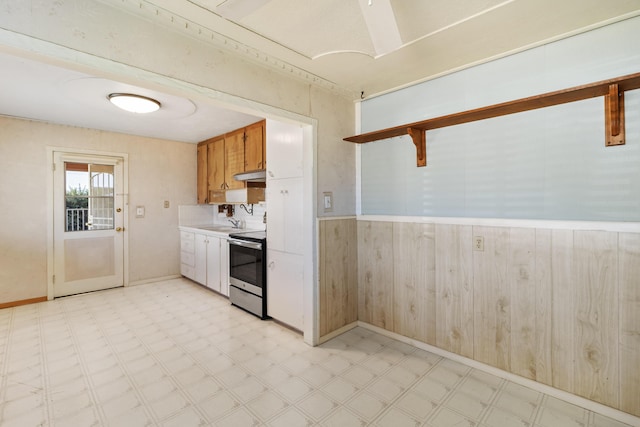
[233,169,266,182]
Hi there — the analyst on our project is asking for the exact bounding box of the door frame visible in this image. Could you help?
[46,146,130,300]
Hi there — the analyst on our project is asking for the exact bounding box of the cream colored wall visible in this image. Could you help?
[0,0,356,217]
[0,116,196,303]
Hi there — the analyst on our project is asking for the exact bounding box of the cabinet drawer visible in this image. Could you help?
[181,263,195,280]
[181,231,195,241]
[181,251,195,267]
[181,236,195,253]
[229,286,264,318]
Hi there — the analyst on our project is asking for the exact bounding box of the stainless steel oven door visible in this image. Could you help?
[228,238,263,297]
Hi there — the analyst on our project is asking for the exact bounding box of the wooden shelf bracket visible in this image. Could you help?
[605,83,625,146]
[345,71,640,167]
[407,127,426,167]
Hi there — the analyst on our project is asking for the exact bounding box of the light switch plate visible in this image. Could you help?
[135,206,145,218]
[323,192,333,212]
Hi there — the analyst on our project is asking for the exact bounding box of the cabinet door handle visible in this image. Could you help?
[268,261,275,268]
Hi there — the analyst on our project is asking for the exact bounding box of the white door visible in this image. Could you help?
[206,235,221,293]
[53,152,125,297]
[194,233,208,285]
[267,249,303,330]
[266,177,303,254]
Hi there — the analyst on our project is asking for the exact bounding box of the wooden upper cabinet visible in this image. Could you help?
[196,143,208,204]
[207,136,225,191]
[196,120,266,203]
[245,120,266,171]
[224,129,245,190]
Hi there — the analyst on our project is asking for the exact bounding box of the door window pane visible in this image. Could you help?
[65,162,114,232]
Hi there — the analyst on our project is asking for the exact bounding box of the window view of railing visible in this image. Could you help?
[65,162,115,232]
[66,207,113,231]
[66,207,90,231]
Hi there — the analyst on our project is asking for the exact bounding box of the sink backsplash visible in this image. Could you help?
[179,203,266,230]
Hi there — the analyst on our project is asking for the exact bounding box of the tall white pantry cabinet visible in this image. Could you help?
[265,119,304,331]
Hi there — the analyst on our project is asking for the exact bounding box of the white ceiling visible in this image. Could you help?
[2,0,640,142]
[144,0,640,97]
[0,51,262,143]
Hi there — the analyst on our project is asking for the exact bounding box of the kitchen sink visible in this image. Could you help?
[197,226,236,232]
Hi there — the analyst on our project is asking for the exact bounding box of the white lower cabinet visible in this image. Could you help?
[186,232,229,297]
[180,231,196,281]
[267,249,303,330]
[194,233,208,285]
[219,241,229,296]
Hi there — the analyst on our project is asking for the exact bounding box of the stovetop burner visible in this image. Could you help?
[229,230,266,243]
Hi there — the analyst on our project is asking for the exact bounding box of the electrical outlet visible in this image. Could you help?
[164,200,170,208]
[473,236,484,251]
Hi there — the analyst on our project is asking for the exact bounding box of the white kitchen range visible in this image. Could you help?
[227,230,267,318]
[178,119,304,332]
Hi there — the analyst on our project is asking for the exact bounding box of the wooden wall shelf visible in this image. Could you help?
[345,72,640,167]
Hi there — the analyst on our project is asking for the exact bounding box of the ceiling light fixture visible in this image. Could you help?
[108,93,161,113]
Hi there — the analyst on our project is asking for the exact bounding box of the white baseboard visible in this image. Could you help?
[127,275,181,287]
[318,321,359,345]
[357,321,640,427]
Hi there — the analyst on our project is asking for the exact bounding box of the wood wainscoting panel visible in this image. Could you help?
[508,227,537,380]
[319,219,358,337]
[358,221,394,331]
[392,222,436,345]
[473,226,511,371]
[550,229,575,393]
[354,218,638,416]
[533,229,553,386]
[619,232,640,416]
[573,231,619,408]
[435,224,474,358]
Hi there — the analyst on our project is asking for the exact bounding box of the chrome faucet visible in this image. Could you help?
[228,218,241,229]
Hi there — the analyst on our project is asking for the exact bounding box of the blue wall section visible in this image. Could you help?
[360,16,640,220]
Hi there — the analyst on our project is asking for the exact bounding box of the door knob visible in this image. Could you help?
[116,208,122,213]
[116,227,124,232]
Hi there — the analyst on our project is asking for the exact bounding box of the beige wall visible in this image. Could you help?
[0,0,356,216]
[0,116,196,303]
[0,0,356,305]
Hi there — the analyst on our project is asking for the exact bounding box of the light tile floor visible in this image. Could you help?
[0,278,634,427]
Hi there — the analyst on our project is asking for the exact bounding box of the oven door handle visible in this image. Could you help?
[228,238,263,250]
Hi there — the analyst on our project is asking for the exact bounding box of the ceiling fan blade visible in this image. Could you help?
[215,0,272,21]
[358,0,403,56]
